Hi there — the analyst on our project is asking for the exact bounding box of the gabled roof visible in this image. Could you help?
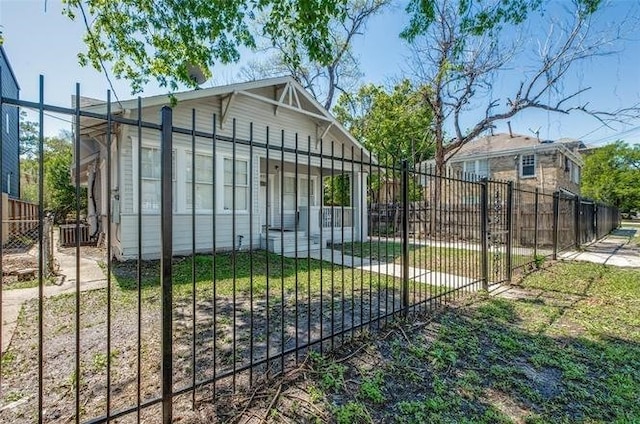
[447,133,584,165]
[80,76,372,162]
[0,45,20,91]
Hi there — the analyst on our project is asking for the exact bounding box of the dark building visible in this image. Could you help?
[0,45,20,198]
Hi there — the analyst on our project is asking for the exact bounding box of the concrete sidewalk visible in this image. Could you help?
[301,248,478,290]
[559,227,640,268]
[2,245,107,353]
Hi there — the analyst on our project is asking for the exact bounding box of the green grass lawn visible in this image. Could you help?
[246,261,640,423]
[111,250,412,301]
[334,241,535,281]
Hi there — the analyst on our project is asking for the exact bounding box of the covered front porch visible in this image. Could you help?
[258,157,368,255]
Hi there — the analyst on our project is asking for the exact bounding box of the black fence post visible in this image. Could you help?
[574,196,581,248]
[480,178,489,291]
[505,181,513,283]
[401,159,410,317]
[552,191,559,260]
[533,188,539,259]
[593,202,600,240]
[160,106,174,423]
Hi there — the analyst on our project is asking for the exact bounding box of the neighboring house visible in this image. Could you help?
[426,133,585,196]
[76,77,372,260]
[0,46,20,198]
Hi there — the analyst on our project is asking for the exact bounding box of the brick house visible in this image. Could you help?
[442,133,585,195]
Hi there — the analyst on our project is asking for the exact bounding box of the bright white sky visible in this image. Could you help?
[1,0,639,145]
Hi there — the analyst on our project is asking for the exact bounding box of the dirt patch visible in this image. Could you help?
[0,278,413,422]
[2,251,41,289]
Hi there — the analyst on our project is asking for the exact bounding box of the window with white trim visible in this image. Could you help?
[140,147,175,212]
[223,158,249,211]
[283,176,296,210]
[520,154,536,177]
[462,159,489,180]
[299,177,317,207]
[572,163,580,184]
[186,152,214,211]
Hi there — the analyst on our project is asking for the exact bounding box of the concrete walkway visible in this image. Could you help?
[559,227,640,268]
[2,245,107,353]
[301,248,477,290]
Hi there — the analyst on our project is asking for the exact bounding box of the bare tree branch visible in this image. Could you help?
[240,0,390,109]
[408,0,640,174]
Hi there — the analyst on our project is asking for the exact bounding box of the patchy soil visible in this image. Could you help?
[1,250,43,289]
[200,262,640,423]
[0,250,443,423]
[4,259,637,423]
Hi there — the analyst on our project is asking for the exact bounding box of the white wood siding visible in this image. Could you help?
[114,91,365,259]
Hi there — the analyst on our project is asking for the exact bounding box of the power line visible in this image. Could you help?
[584,124,640,146]
[77,2,122,107]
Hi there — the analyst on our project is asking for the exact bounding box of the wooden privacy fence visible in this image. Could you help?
[1,193,39,246]
[369,185,620,254]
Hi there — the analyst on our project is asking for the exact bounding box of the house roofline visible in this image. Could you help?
[442,142,584,166]
[80,76,375,163]
[0,45,21,91]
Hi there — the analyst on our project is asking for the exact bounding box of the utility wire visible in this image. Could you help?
[584,124,640,146]
[77,1,123,107]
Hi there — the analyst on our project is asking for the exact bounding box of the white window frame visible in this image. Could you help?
[299,175,318,208]
[462,159,489,180]
[283,173,319,209]
[520,154,536,178]
[138,145,176,213]
[185,151,215,212]
[572,163,581,184]
[220,156,250,213]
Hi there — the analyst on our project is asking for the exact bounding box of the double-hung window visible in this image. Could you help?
[223,158,249,212]
[572,163,581,184]
[140,147,175,212]
[520,154,536,178]
[299,177,316,207]
[463,159,489,180]
[283,176,296,211]
[186,152,214,211]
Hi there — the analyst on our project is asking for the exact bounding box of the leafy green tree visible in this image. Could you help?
[582,141,640,212]
[20,131,87,221]
[19,111,39,158]
[334,80,434,168]
[63,0,351,93]
[324,174,351,206]
[333,80,433,203]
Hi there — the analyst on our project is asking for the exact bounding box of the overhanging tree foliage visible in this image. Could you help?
[334,80,435,167]
[334,80,434,202]
[582,141,640,212]
[239,0,390,110]
[403,0,638,175]
[63,0,351,93]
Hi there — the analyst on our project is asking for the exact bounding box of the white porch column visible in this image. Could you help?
[354,171,368,242]
[86,161,98,235]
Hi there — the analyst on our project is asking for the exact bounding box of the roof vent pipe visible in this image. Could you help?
[507,121,513,138]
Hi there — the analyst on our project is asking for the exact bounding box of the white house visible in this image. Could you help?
[75,77,372,260]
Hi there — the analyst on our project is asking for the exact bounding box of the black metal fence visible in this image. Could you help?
[0,78,620,423]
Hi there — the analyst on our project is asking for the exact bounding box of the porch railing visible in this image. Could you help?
[322,206,353,228]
